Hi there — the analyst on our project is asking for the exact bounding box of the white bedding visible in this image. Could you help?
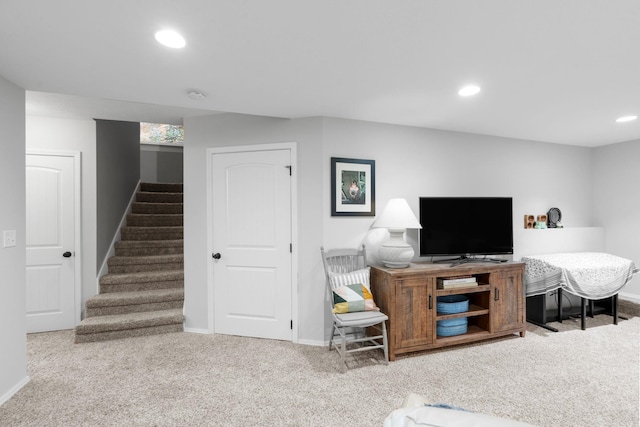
[522,252,638,299]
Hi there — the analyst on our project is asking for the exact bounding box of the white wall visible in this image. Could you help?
[321,118,594,265]
[0,75,29,404]
[26,116,98,312]
[183,114,599,343]
[593,139,640,301]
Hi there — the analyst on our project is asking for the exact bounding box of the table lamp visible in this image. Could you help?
[374,198,422,268]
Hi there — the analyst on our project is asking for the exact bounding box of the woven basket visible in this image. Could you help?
[436,295,469,314]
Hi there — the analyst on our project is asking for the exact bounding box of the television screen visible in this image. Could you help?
[419,197,513,257]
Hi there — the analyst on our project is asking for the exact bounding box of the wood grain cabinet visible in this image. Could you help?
[370,262,526,361]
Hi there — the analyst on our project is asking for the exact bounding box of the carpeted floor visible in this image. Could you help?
[1,313,638,427]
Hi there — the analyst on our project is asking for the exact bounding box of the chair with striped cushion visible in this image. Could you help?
[321,245,389,371]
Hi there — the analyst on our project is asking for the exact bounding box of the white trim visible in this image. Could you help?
[96,180,141,292]
[0,375,30,406]
[206,142,299,342]
[297,339,327,347]
[183,327,211,334]
[619,292,640,305]
[26,150,83,327]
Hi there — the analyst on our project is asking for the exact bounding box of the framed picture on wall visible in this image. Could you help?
[331,157,375,216]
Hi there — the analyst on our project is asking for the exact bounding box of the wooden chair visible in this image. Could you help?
[321,246,389,371]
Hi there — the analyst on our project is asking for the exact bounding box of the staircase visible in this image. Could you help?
[74,182,185,343]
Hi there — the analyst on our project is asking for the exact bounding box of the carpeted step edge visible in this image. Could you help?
[100,270,183,285]
[139,182,183,193]
[126,214,184,227]
[86,300,184,317]
[107,254,184,273]
[135,192,183,203]
[74,324,183,343]
[86,288,184,308]
[108,254,184,266]
[131,202,183,214]
[75,309,184,335]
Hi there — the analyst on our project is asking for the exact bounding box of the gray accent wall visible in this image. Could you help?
[140,143,183,183]
[0,75,28,403]
[96,120,140,266]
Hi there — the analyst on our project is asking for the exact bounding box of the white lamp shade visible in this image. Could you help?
[374,198,422,268]
[373,198,422,229]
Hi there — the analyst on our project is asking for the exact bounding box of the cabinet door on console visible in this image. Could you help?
[491,269,524,333]
[395,277,434,348]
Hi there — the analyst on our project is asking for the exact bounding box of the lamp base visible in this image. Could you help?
[379,228,414,269]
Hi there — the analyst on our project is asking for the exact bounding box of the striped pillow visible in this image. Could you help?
[328,267,371,290]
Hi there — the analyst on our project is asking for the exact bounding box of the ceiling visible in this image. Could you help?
[1,0,639,147]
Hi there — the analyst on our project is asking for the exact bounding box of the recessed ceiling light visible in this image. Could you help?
[154,30,186,48]
[615,115,637,123]
[458,85,481,97]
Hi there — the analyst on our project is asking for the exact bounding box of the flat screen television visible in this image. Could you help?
[419,197,513,264]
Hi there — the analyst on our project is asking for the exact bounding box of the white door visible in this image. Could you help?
[212,148,292,340]
[25,154,77,332]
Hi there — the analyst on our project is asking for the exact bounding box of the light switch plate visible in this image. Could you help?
[3,230,16,248]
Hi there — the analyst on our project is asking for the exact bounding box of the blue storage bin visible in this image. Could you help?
[437,295,469,314]
[437,317,467,327]
[437,317,468,336]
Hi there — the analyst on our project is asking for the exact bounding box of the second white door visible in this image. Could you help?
[25,153,78,332]
[211,148,292,341]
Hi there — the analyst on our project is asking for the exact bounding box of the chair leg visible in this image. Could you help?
[341,331,347,372]
[382,321,389,365]
[581,298,586,330]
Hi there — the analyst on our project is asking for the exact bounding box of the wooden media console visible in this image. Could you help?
[370,261,526,361]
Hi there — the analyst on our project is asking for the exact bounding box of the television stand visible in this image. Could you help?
[433,255,508,267]
[370,261,526,361]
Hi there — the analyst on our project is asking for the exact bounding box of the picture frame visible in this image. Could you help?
[331,157,375,216]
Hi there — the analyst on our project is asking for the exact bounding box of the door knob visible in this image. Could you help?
[63,251,72,258]
[212,253,221,260]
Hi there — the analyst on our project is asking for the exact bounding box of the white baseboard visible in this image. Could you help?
[183,327,212,334]
[0,376,30,406]
[297,338,328,347]
[619,292,640,304]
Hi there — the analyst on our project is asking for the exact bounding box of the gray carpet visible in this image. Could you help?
[1,314,638,427]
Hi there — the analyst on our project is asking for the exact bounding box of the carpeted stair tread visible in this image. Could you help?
[100,269,183,285]
[131,202,183,214]
[135,191,183,203]
[86,288,184,308]
[108,253,183,265]
[120,226,183,241]
[125,213,183,227]
[74,324,183,343]
[115,239,183,256]
[140,182,183,193]
[75,309,184,335]
[115,239,183,248]
[105,256,184,274]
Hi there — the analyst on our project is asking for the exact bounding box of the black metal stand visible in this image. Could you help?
[526,291,620,332]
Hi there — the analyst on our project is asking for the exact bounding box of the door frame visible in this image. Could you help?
[206,142,298,342]
[26,149,83,327]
